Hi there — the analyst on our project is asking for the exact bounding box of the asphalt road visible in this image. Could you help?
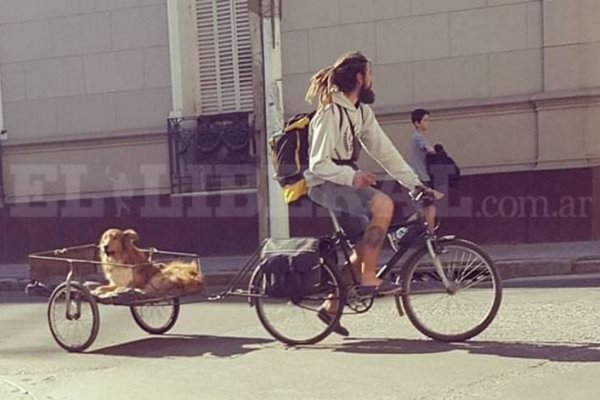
[0,275,598,400]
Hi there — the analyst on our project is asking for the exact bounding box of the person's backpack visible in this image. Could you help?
[269,105,361,204]
[426,144,460,189]
[268,112,316,204]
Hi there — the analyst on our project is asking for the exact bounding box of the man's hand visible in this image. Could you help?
[423,187,445,200]
[413,185,445,201]
[353,171,377,188]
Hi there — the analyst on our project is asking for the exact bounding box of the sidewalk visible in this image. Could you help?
[1,240,599,292]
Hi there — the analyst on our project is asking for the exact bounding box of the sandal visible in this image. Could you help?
[317,308,349,337]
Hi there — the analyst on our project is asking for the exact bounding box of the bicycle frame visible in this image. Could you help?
[326,208,456,290]
[212,196,457,301]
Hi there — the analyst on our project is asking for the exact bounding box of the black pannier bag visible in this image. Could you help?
[259,238,325,303]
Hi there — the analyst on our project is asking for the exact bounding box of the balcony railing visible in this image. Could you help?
[167,111,257,194]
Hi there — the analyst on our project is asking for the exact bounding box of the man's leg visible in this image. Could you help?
[323,247,361,315]
[423,205,437,234]
[349,247,363,280]
[360,193,394,286]
[421,181,438,234]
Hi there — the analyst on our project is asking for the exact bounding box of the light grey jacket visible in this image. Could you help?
[304,91,422,191]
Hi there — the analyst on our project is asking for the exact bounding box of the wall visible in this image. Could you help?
[0,0,172,202]
[0,0,261,263]
[290,167,595,244]
[280,0,600,242]
[281,0,543,115]
[0,0,598,262]
[0,192,259,261]
[280,0,600,175]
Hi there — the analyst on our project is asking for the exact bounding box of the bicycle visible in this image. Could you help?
[242,190,503,346]
[30,192,501,352]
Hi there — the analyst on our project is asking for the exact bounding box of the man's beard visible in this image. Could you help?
[359,86,375,104]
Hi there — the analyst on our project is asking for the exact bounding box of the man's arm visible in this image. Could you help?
[359,106,422,191]
[308,106,356,186]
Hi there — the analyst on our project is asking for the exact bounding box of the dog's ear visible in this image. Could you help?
[123,229,139,244]
[100,228,118,244]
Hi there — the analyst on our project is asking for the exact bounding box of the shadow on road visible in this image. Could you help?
[91,334,273,358]
[317,338,600,362]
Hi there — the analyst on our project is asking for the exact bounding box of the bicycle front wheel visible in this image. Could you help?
[400,239,502,342]
[251,260,344,346]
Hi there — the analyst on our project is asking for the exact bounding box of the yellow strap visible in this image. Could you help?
[282,179,307,204]
[284,116,310,132]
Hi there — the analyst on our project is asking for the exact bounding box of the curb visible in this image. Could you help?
[497,259,600,280]
[2,259,600,294]
[496,260,572,280]
[573,259,600,274]
[0,279,31,293]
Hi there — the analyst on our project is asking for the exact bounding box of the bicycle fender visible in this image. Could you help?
[433,235,456,243]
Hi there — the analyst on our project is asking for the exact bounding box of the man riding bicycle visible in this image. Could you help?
[304,51,440,335]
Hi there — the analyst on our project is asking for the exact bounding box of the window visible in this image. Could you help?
[195,0,253,114]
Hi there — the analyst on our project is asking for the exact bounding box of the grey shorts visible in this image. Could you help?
[308,181,379,243]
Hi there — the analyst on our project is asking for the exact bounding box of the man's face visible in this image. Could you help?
[416,114,430,132]
[364,65,373,89]
[359,64,375,104]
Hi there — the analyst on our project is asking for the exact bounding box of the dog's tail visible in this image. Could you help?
[162,260,203,281]
[149,260,204,295]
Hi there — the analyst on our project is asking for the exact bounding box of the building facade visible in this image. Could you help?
[0,0,260,261]
[281,0,600,244]
[0,0,598,261]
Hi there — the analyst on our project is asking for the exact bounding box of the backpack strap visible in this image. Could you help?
[335,103,344,131]
[331,103,363,170]
[342,106,361,162]
[332,104,362,164]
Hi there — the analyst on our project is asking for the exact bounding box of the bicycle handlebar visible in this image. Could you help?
[410,187,430,204]
[409,186,444,205]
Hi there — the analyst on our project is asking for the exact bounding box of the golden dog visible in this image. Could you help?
[95,228,203,296]
[96,228,158,294]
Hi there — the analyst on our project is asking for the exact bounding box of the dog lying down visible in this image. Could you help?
[94,228,203,296]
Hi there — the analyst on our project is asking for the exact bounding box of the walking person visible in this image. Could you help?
[409,108,440,226]
[410,108,435,187]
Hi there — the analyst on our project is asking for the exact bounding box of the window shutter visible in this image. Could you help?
[195,0,253,114]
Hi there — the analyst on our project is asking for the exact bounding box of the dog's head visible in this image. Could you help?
[99,228,139,262]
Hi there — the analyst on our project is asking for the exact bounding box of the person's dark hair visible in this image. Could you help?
[434,144,444,153]
[306,51,371,108]
[411,108,430,125]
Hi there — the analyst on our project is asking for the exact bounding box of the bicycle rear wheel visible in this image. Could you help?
[399,239,502,342]
[251,260,344,346]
